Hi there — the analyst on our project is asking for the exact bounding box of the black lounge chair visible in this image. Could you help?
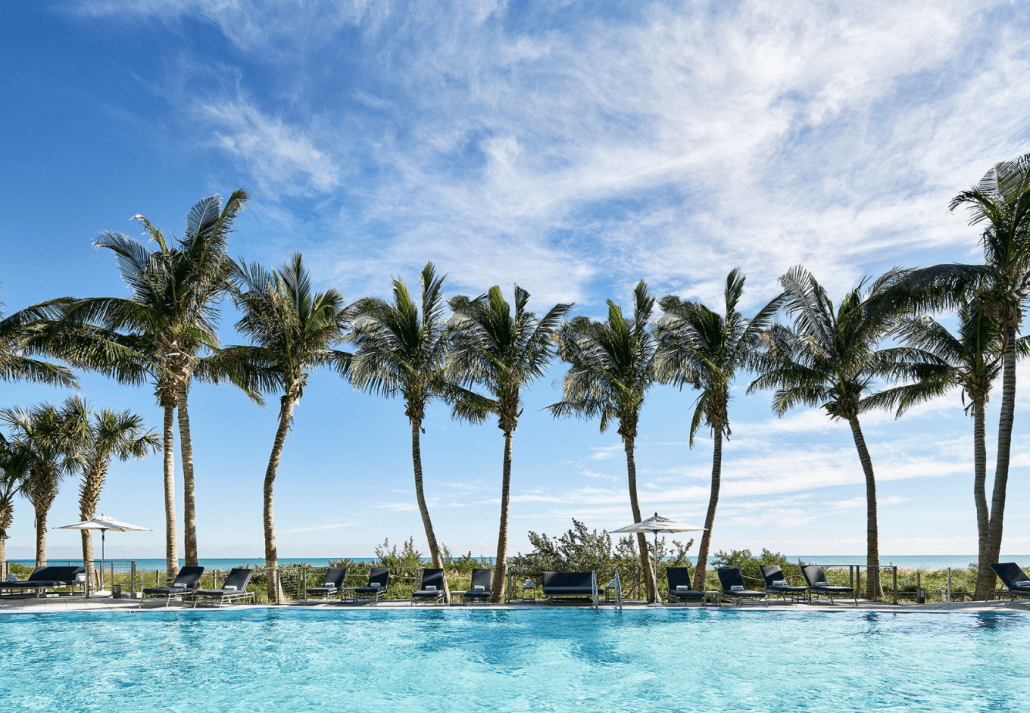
[0,566,86,598]
[461,568,493,605]
[665,566,705,605]
[761,565,808,603]
[193,568,255,608]
[140,566,204,608]
[802,565,857,605]
[541,571,598,607]
[347,567,390,605]
[717,567,768,606]
[988,563,1030,601]
[306,567,347,603]
[411,568,446,605]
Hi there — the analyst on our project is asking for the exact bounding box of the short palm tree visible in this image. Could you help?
[347,263,453,602]
[63,397,160,584]
[225,254,350,603]
[0,434,32,567]
[447,285,572,602]
[903,154,1030,596]
[0,296,79,389]
[748,267,926,600]
[656,270,784,592]
[52,191,249,577]
[0,399,88,566]
[548,282,662,602]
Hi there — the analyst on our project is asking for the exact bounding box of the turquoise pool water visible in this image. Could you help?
[1,609,1027,711]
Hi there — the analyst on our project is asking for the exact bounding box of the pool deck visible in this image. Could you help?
[1,595,1028,614]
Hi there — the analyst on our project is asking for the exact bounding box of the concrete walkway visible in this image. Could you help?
[1,595,1028,614]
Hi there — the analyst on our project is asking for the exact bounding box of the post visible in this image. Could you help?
[131,561,136,595]
[947,568,952,603]
[916,570,922,603]
[302,565,307,601]
[856,568,862,599]
[849,565,854,590]
[155,569,159,588]
[892,566,897,605]
[110,561,114,592]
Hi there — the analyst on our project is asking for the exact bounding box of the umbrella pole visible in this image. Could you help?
[653,530,660,605]
[100,530,105,591]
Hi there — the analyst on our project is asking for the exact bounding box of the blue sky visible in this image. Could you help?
[1,0,1029,560]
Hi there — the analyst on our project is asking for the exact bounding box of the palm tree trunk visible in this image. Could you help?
[412,420,449,603]
[980,326,1017,597]
[693,429,722,592]
[491,429,514,603]
[624,435,657,603]
[177,390,198,567]
[972,397,991,600]
[848,416,880,600]
[34,502,47,567]
[79,462,106,587]
[162,402,178,581]
[263,397,294,604]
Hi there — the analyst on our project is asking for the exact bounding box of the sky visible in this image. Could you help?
[1,0,1029,561]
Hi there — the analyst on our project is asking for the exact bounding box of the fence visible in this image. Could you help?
[2,559,982,604]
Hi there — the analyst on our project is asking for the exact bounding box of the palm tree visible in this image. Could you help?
[447,285,572,603]
[748,267,926,600]
[53,191,249,577]
[548,282,662,602]
[874,300,1028,599]
[656,270,784,592]
[902,154,1030,596]
[63,397,160,584]
[224,254,350,603]
[347,262,453,602]
[0,399,88,565]
[0,295,79,389]
[0,434,32,568]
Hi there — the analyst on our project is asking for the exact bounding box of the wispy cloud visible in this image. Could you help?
[280,522,355,534]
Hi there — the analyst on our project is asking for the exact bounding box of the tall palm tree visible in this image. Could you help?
[0,434,32,568]
[347,263,453,602]
[748,267,926,600]
[225,254,350,603]
[548,282,662,602]
[902,154,1030,596]
[656,270,784,592]
[872,300,1027,599]
[447,285,572,603]
[0,399,88,565]
[63,397,160,584]
[52,191,249,577]
[0,296,79,389]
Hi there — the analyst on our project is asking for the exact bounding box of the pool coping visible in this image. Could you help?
[1,596,1028,616]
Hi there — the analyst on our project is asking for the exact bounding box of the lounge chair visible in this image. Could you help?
[988,563,1030,601]
[717,567,768,606]
[411,568,446,605]
[461,568,493,605]
[541,571,598,607]
[347,567,390,605]
[192,568,255,608]
[665,566,705,605]
[761,565,808,603]
[802,565,857,605]
[140,566,204,608]
[306,567,347,603]
[0,566,86,598]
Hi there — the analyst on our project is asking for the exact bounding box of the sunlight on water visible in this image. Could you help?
[0,609,1027,711]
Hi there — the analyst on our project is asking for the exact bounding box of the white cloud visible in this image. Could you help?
[280,522,355,534]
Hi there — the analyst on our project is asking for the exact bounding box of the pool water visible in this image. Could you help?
[1,609,1027,711]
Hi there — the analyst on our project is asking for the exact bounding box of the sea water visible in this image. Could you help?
[0,608,1027,711]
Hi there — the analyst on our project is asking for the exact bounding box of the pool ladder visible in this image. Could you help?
[613,571,623,610]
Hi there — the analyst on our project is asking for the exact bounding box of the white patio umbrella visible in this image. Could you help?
[58,513,151,592]
[612,512,706,605]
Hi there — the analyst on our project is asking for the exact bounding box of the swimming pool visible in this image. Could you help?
[1,609,1026,711]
